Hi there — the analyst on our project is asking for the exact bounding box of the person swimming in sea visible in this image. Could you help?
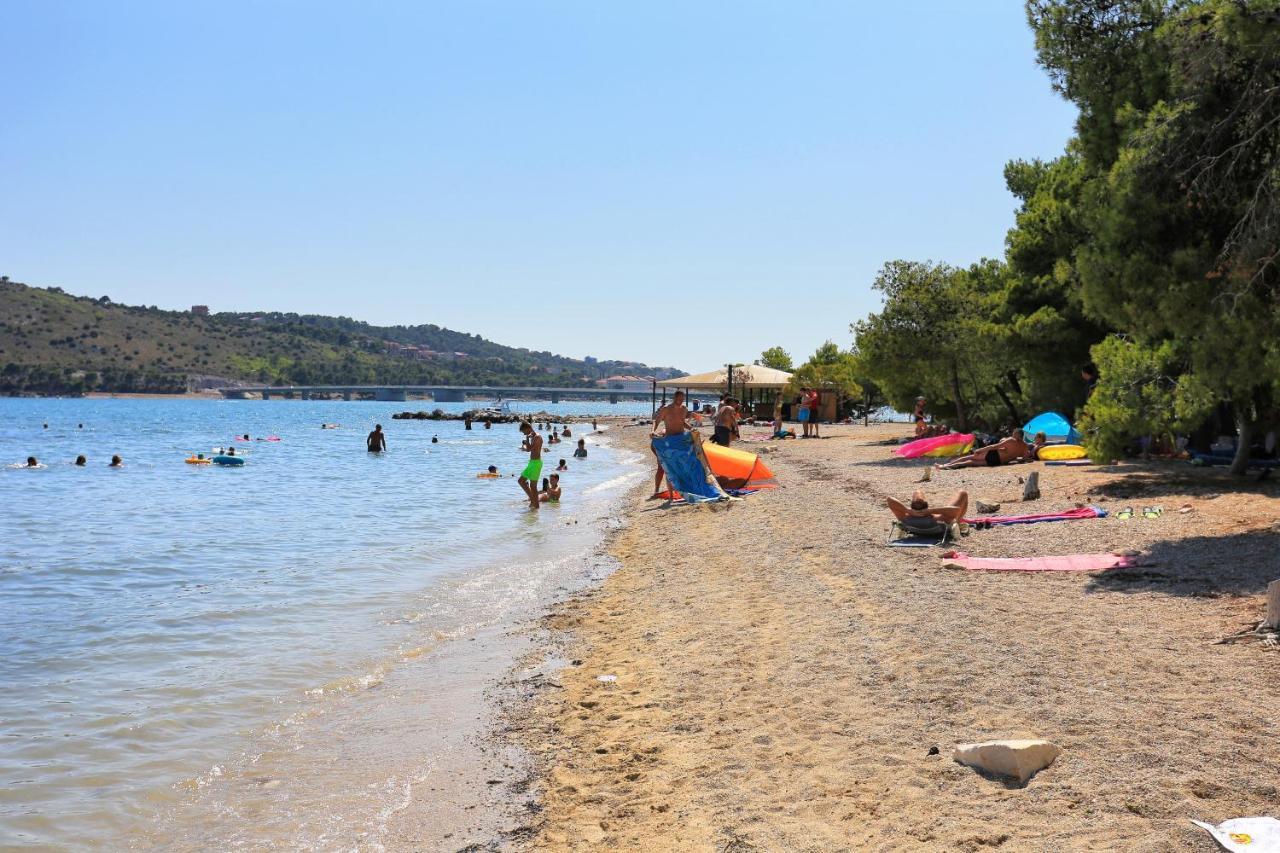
[367,424,387,453]
[75,455,86,466]
[27,456,39,468]
[539,473,561,504]
[431,435,439,444]
[574,438,587,458]
[109,455,123,467]
[556,458,568,471]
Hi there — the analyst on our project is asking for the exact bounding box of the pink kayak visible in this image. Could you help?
[895,433,975,459]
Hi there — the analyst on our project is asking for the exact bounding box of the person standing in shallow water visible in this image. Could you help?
[367,424,387,453]
[517,421,543,510]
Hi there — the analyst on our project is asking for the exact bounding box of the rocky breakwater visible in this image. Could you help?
[391,409,573,424]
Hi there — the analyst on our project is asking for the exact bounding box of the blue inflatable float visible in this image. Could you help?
[212,454,245,466]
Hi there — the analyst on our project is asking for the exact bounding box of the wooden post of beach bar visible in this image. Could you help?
[1264,579,1280,630]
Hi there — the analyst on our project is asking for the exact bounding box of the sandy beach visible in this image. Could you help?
[506,422,1280,851]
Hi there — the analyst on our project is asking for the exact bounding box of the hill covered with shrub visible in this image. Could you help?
[0,278,677,394]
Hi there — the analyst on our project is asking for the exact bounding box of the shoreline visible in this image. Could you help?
[503,423,1280,850]
[132,416,647,850]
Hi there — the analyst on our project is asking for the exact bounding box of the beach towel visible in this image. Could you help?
[941,552,1139,573]
[961,506,1106,526]
[1190,817,1280,852]
[650,433,727,503]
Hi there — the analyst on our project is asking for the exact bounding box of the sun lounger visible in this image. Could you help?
[888,515,957,547]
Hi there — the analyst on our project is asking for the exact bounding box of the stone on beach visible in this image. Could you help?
[975,499,1001,514]
[1021,471,1041,501]
[952,739,1061,784]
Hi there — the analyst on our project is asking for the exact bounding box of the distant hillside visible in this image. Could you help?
[0,277,681,394]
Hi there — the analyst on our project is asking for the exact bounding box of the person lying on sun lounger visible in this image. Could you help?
[938,429,1032,469]
[887,489,969,525]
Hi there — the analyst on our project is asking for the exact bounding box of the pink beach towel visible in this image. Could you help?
[941,552,1139,573]
[961,506,1105,526]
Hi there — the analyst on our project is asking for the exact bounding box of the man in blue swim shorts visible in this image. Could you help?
[518,421,543,510]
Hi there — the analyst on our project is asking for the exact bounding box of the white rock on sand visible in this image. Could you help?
[953,739,1062,784]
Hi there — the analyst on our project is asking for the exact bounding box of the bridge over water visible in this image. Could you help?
[217,384,656,404]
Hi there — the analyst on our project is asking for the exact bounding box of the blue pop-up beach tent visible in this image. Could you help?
[1023,411,1082,444]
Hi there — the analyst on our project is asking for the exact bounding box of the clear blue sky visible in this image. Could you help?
[2,1,1076,372]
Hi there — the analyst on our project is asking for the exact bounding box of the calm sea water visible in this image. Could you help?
[0,397,649,849]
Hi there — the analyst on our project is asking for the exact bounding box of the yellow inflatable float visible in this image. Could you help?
[1038,444,1088,461]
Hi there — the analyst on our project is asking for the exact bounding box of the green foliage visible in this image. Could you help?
[758,346,794,372]
[998,149,1109,418]
[1033,0,1280,472]
[852,1,1280,475]
[1078,336,1217,460]
[852,261,1013,430]
[785,341,863,402]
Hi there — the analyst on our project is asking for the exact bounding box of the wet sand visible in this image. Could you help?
[509,423,1280,851]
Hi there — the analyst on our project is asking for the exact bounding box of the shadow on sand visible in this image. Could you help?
[1085,463,1279,503]
[1087,529,1280,598]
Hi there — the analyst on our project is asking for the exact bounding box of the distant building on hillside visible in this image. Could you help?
[190,305,209,316]
[597,374,653,392]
